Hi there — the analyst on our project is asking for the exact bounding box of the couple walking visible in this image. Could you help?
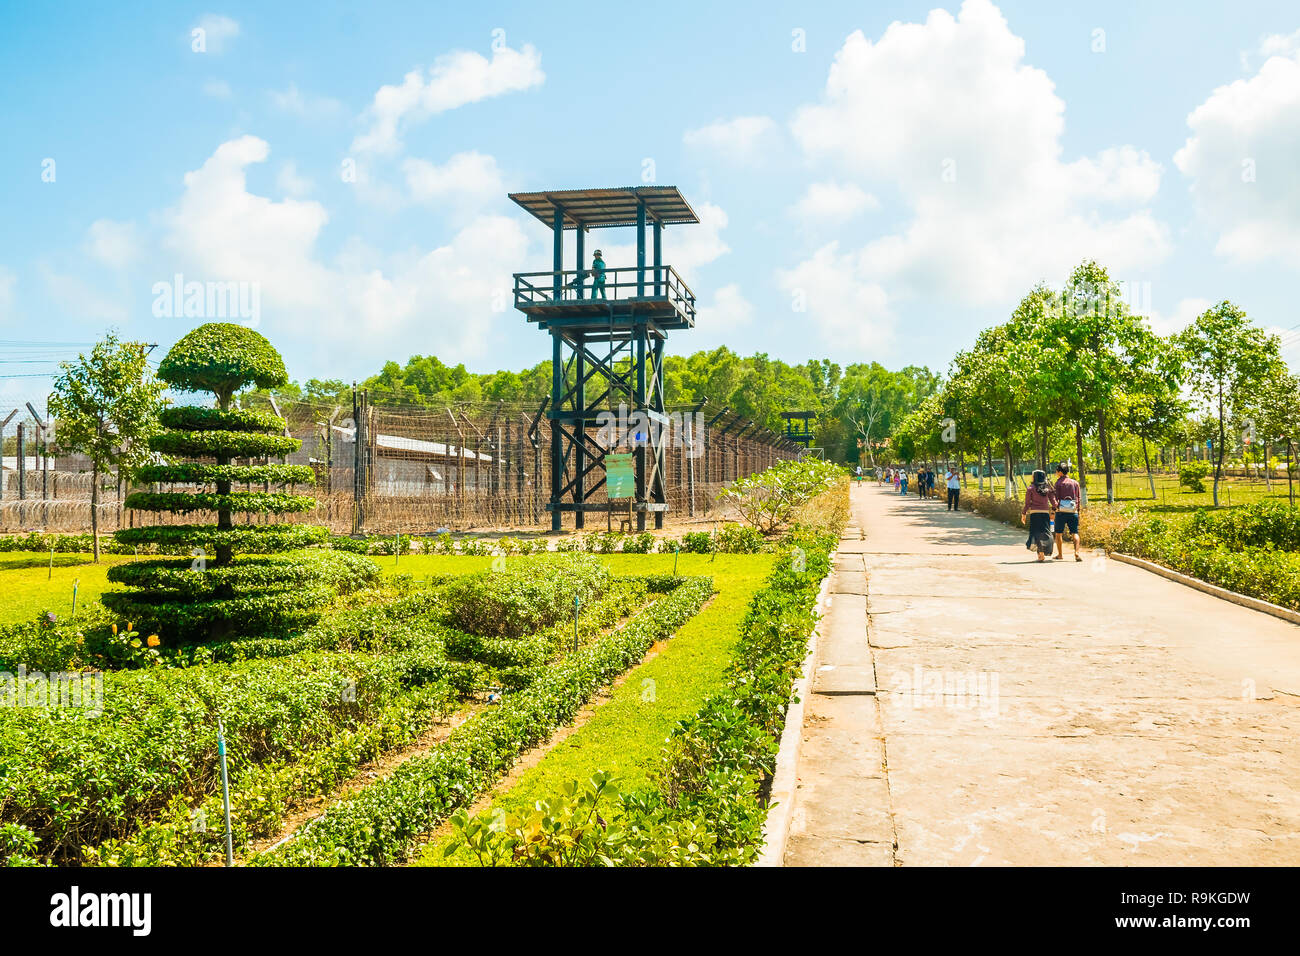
[1020,463,1083,563]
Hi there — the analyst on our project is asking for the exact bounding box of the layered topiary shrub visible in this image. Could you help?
[107,323,376,639]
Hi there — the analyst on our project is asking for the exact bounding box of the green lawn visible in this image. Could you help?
[416,551,775,866]
[1077,471,1296,512]
[0,551,505,628]
[0,552,132,626]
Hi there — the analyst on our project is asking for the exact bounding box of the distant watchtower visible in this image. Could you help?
[781,411,816,448]
[510,186,700,531]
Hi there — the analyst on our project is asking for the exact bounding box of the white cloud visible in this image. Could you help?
[194,14,239,54]
[160,136,529,363]
[276,161,313,198]
[1259,28,1300,59]
[682,116,777,158]
[786,0,1169,336]
[776,242,893,352]
[84,219,140,268]
[1174,41,1300,265]
[791,182,879,226]
[353,44,545,154]
[202,78,232,99]
[269,83,344,119]
[403,151,504,211]
[696,283,754,332]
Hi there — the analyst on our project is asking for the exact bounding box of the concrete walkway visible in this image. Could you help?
[782,482,1300,866]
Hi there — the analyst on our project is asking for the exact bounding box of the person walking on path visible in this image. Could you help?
[945,466,962,511]
[899,468,909,495]
[926,467,937,499]
[1052,462,1083,562]
[1020,469,1058,562]
[916,466,926,499]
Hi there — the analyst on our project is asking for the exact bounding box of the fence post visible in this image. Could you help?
[16,422,26,501]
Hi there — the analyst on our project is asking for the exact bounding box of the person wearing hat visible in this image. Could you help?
[590,249,607,299]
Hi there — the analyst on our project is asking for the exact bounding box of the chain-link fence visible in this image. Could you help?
[0,393,799,535]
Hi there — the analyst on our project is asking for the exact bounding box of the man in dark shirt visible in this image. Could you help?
[1052,462,1083,562]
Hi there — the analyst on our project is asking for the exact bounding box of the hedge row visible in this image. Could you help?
[0,643,467,863]
[83,680,458,868]
[250,575,714,866]
[445,530,836,866]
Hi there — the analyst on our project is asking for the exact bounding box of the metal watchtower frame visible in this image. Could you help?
[781,411,816,448]
[509,186,700,531]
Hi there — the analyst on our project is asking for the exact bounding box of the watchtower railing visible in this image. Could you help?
[513,264,696,322]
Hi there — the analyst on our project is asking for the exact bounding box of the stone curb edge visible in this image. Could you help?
[754,561,834,867]
[1109,552,1300,626]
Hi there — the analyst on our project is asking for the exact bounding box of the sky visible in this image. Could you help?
[3,0,1300,410]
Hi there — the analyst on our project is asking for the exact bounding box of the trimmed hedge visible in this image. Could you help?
[123,491,317,515]
[148,429,301,459]
[133,463,315,485]
[106,550,379,601]
[115,523,330,553]
[158,406,286,433]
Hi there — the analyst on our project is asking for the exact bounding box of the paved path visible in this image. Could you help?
[782,482,1300,866]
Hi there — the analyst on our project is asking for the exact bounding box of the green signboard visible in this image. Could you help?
[605,453,635,499]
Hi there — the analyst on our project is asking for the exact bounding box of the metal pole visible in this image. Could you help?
[217,718,234,867]
[636,202,646,296]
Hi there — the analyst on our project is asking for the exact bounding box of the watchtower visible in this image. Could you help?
[510,186,700,531]
[781,411,816,448]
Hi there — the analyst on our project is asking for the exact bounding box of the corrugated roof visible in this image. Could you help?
[508,186,699,230]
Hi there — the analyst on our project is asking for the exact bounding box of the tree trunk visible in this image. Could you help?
[1098,410,1115,503]
[1289,439,1296,507]
[216,388,233,565]
[91,462,101,563]
[1142,437,1156,499]
[1264,441,1272,491]
[1003,440,1014,499]
[1075,422,1087,507]
[1213,390,1225,507]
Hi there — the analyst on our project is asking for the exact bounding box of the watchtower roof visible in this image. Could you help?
[508,186,699,230]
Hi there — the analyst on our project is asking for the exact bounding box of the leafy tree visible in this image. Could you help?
[1177,302,1283,505]
[48,334,167,562]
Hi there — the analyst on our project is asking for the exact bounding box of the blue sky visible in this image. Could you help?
[3,0,1300,406]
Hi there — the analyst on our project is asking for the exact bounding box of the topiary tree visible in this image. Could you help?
[107,323,377,639]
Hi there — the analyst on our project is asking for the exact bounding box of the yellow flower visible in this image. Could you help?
[111,623,118,636]
[146,635,161,648]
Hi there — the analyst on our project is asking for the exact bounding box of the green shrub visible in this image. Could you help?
[714,524,765,554]
[721,458,846,534]
[1179,460,1211,493]
[440,554,611,638]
